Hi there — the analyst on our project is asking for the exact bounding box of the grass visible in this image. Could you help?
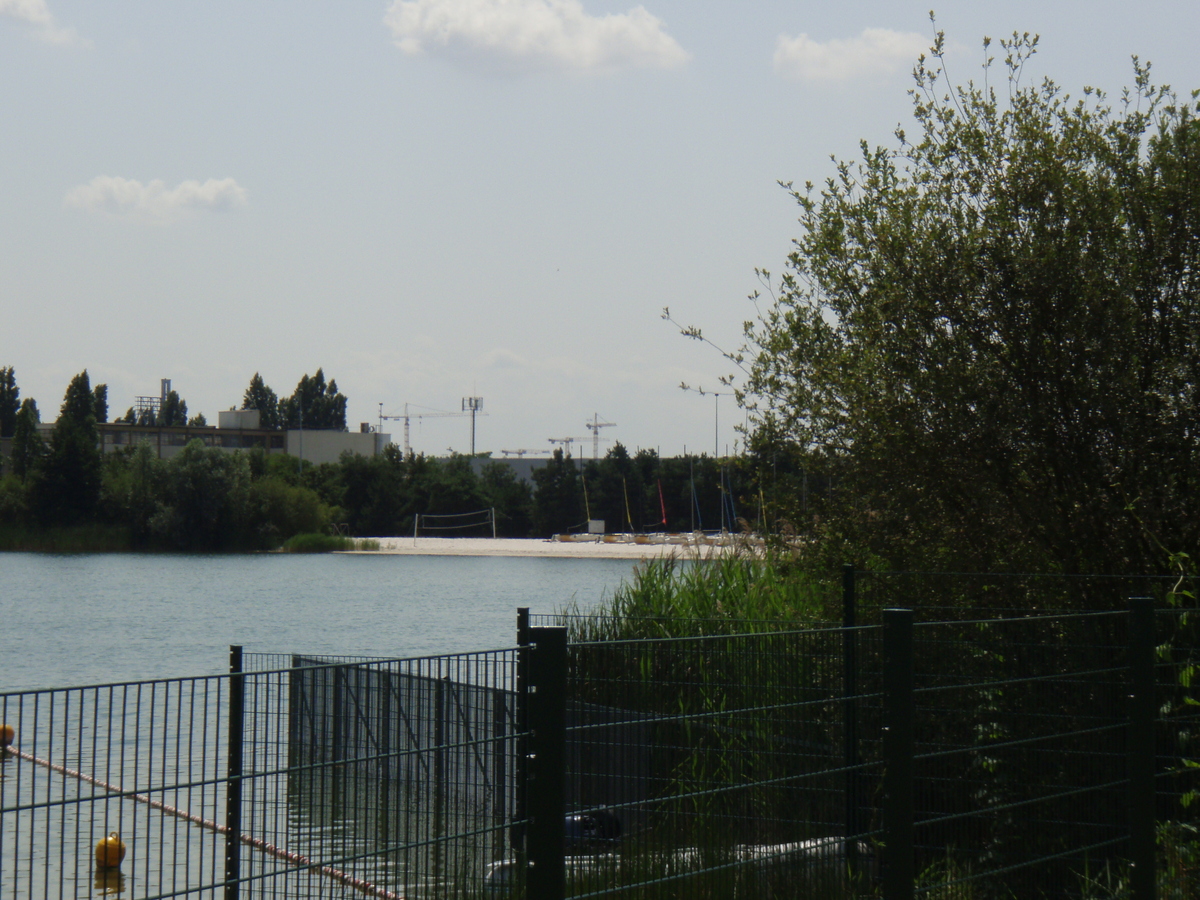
[562,549,837,642]
[0,524,134,553]
[280,533,380,553]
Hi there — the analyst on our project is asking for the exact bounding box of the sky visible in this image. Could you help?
[4,1,1200,459]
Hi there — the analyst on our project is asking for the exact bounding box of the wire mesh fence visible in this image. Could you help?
[0,675,229,899]
[551,626,882,899]
[0,649,524,900]
[905,611,1132,897]
[1,595,1196,899]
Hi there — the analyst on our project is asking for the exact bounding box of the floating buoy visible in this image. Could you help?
[0,723,14,748]
[95,832,126,870]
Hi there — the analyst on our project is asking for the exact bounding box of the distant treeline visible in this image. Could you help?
[1,369,767,551]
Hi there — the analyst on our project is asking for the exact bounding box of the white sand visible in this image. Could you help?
[346,536,733,560]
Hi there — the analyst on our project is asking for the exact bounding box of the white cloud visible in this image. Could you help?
[774,28,928,82]
[0,0,84,46]
[64,176,248,223]
[383,0,689,74]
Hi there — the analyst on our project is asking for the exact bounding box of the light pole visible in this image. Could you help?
[683,386,731,458]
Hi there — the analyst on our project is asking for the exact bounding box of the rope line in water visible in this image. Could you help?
[6,746,405,900]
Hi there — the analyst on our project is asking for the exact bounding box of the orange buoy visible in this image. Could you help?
[95,832,126,869]
[0,723,14,748]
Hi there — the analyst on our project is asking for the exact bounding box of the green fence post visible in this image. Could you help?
[224,645,245,900]
[843,564,861,878]
[513,608,531,852]
[1129,597,1157,900]
[526,626,567,900]
[883,609,914,900]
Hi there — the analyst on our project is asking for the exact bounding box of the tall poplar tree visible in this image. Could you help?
[0,367,18,438]
[242,372,280,429]
[35,371,102,526]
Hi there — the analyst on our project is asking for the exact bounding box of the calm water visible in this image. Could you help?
[0,552,638,693]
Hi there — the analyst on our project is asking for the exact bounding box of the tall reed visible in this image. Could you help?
[564,550,837,642]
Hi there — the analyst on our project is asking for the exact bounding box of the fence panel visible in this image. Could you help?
[0,676,229,899]
[245,649,523,899]
[903,611,1131,898]
[556,627,881,899]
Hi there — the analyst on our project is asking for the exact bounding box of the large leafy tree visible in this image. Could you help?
[739,32,1200,575]
[279,369,347,431]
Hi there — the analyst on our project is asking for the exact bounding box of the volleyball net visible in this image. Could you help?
[414,507,497,539]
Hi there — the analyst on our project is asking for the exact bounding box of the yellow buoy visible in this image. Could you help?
[0,723,14,748]
[95,832,126,870]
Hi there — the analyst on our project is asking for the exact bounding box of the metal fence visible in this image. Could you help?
[2,598,1197,899]
[0,648,524,899]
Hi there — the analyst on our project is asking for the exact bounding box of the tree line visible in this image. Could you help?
[0,368,744,550]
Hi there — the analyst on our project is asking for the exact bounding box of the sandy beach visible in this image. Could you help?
[348,536,734,560]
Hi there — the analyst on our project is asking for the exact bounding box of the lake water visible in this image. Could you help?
[0,552,639,693]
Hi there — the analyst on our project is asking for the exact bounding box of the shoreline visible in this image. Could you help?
[344,536,744,560]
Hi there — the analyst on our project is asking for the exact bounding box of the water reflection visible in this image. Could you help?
[93,869,126,896]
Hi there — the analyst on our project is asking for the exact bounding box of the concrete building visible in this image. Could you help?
[1,408,391,468]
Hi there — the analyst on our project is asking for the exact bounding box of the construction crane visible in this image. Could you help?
[379,402,487,455]
[499,449,547,458]
[585,413,616,460]
[548,436,590,458]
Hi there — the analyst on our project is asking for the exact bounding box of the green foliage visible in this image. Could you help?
[280,532,363,553]
[532,449,584,535]
[0,522,132,552]
[247,476,334,546]
[146,439,251,550]
[99,441,161,543]
[33,371,102,527]
[10,398,43,480]
[242,372,280,429]
[92,383,107,424]
[279,368,347,430]
[156,389,188,427]
[0,473,28,523]
[0,366,18,439]
[567,551,833,642]
[479,459,533,535]
[739,30,1200,573]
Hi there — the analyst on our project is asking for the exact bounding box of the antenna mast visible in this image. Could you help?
[463,396,484,455]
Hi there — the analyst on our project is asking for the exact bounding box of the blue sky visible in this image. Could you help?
[4,1,1199,458]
